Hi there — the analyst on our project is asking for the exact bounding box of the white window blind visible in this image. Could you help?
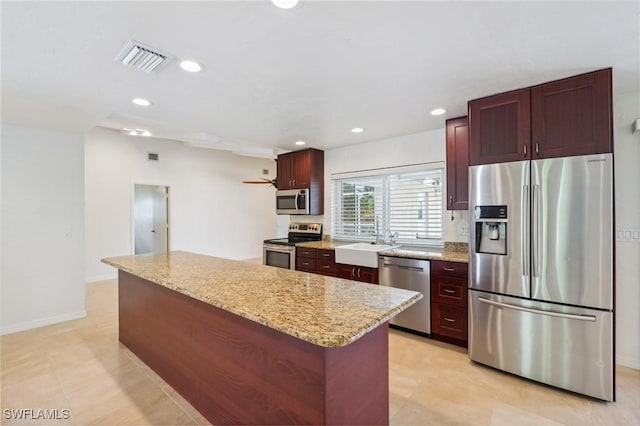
[331,163,444,245]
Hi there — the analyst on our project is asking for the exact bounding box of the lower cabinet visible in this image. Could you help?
[430,260,468,347]
[296,247,337,277]
[337,264,379,284]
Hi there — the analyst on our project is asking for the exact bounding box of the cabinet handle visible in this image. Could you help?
[322,265,330,269]
[289,180,292,187]
[449,196,453,206]
[292,179,296,186]
[444,317,456,322]
[351,267,355,278]
[444,288,456,294]
[357,268,361,279]
[524,144,527,157]
[322,253,330,257]
[535,143,539,156]
[443,267,456,272]
[303,262,310,265]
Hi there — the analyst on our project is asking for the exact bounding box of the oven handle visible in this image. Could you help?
[263,244,296,253]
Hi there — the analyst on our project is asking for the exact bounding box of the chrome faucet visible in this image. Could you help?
[387,230,399,245]
[374,216,381,245]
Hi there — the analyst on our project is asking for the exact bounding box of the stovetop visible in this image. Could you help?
[264,222,323,246]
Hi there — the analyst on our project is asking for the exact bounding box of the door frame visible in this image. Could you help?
[131,181,171,255]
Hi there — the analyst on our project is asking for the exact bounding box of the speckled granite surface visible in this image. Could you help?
[297,240,469,263]
[102,251,422,348]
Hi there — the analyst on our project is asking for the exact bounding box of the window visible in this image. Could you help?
[331,163,444,245]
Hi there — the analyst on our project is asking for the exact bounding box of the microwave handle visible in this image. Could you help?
[294,191,300,212]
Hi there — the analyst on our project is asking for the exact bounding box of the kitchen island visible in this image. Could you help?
[102,251,421,425]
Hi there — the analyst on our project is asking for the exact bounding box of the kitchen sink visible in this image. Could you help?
[334,242,398,268]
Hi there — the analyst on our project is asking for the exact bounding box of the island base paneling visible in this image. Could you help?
[118,271,389,425]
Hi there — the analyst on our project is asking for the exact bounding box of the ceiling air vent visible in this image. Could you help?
[148,153,159,161]
[115,40,171,74]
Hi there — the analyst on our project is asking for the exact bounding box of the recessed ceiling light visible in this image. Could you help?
[295,140,306,146]
[430,108,446,116]
[351,127,365,133]
[272,0,299,9]
[179,60,203,73]
[132,98,151,107]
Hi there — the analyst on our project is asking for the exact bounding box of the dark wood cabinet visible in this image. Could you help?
[337,264,379,284]
[296,247,337,277]
[468,88,531,165]
[531,68,612,159]
[445,116,469,210]
[277,148,324,215]
[430,260,468,347]
[277,148,323,190]
[468,68,612,166]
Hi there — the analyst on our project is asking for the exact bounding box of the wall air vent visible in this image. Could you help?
[115,40,171,74]
[148,153,159,161]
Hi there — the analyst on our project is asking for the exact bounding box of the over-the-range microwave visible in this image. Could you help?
[276,188,310,215]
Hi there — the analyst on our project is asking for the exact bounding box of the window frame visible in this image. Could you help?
[331,162,445,247]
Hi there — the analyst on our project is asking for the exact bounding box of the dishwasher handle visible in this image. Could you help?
[382,263,424,272]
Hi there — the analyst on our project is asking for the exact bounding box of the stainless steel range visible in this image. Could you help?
[263,222,322,270]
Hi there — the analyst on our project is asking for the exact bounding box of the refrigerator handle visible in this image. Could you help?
[532,184,539,277]
[522,185,529,276]
[478,297,596,321]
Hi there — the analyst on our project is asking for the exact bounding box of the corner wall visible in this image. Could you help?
[1,125,86,334]
[613,90,640,369]
[84,127,278,281]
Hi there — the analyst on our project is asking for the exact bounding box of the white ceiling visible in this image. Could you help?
[2,1,639,157]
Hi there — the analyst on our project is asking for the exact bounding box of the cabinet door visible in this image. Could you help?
[469,89,531,165]
[445,116,469,210]
[276,153,294,189]
[337,264,356,280]
[358,267,379,284]
[290,150,310,189]
[531,68,612,159]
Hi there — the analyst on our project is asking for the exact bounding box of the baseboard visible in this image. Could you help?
[616,355,640,370]
[86,273,117,283]
[0,310,87,336]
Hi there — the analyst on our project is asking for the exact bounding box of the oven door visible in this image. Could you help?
[263,244,296,270]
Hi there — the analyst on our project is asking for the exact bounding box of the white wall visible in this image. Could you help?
[1,125,86,334]
[322,128,469,242]
[85,127,278,281]
[613,90,640,370]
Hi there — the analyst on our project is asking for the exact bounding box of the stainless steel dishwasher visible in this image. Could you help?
[378,256,431,335]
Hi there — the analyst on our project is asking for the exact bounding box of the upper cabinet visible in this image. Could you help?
[468,68,612,166]
[277,148,324,215]
[277,148,323,190]
[468,89,531,165]
[445,116,469,210]
[531,68,612,159]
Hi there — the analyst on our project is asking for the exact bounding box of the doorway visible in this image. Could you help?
[133,184,169,255]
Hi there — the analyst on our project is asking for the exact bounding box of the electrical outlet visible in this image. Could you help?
[616,228,640,242]
[63,226,73,237]
[459,225,469,236]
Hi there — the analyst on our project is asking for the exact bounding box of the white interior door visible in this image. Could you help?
[134,184,169,254]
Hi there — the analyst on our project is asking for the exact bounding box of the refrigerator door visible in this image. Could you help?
[469,290,614,401]
[531,154,613,310]
[469,161,530,298]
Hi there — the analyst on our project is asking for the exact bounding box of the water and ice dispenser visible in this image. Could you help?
[474,205,507,255]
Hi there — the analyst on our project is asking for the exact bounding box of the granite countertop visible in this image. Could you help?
[297,240,469,264]
[102,251,422,348]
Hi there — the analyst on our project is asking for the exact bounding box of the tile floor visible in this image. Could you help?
[1,279,638,425]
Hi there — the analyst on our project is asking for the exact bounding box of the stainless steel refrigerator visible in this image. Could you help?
[468,153,614,401]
